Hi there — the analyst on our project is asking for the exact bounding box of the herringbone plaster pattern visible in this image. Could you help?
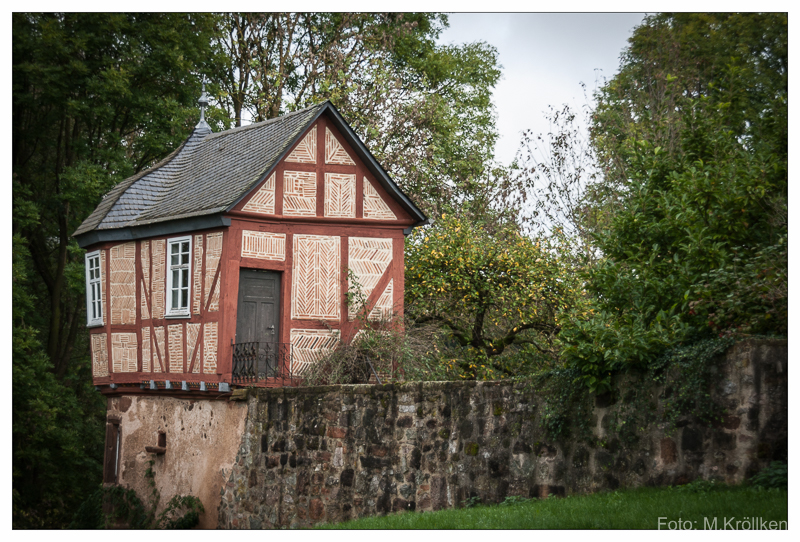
[110,242,137,325]
[325,127,355,165]
[192,235,203,314]
[187,323,201,373]
[363,178,396,220]
[348,237,393,320]
[205,232,223,311]
[168,324,184,373]
[152,240,166,319]
[369,279,394,321]
[324,173,356,218]
[92,333,108,378]
[203,321,218,373]
[286,128,316,163]
[154,326,165,373]
[141,326,151,373]
[290,329,340,375]
[242,172,276,215]
[291,234,340,321]
[241,231,286,261]
[112,332,138,373]
[283,171,317,216]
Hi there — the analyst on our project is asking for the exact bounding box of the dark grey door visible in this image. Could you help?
[235,269,281,378]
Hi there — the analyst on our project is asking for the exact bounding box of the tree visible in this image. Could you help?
[560,13,787,391]
[214,13,503,220]
[13,235,106,528]
[12,13,225,528]
[405,215,585,380]
[509,98,600,262]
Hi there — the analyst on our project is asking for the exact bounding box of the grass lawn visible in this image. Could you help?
[318,484,788,530]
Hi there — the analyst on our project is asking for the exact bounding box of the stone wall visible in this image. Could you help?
[215,339,787,528]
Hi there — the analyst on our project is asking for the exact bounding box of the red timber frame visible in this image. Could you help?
[88,225,229,392]
[89,111,414,392]
[224,114,411,386]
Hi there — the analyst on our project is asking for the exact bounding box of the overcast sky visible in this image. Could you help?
[436,13,647,166]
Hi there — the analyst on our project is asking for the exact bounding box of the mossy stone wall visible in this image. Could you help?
[216,339,786,528]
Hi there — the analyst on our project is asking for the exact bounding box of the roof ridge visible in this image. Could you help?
[204,101,327,141]
[73,98,426,246]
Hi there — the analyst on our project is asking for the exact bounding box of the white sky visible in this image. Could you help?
[437,13,647,166]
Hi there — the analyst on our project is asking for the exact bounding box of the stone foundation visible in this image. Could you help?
[106,395,248,529]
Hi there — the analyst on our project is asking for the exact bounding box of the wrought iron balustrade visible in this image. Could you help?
[232,342,292,382]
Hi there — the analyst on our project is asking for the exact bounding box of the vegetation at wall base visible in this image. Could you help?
[69,486,205,529]
[749,461,787,490]
[69,456,204,529]
[317,484,788,530]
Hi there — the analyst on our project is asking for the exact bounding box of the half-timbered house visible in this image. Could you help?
[74,92,427,523]
[75,98,425,394]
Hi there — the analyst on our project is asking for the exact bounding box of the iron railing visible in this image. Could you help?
[232,342,292,383]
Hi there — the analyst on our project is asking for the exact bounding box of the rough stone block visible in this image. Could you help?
[660,438,677,465]
[309,498,324,520]
[396,416,412,428]
[681,426,704,452]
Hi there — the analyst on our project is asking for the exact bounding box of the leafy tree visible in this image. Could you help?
[405,215,586,379]
[560,13,787,391]
[13,235,106,528]
[214,13,502,220]
[12,13,225,528]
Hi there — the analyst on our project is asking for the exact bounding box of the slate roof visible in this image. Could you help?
[74,101,426,242]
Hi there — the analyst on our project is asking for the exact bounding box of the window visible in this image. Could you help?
[166,236,192,317]
[103,417,121,484]
[85,250,103,326]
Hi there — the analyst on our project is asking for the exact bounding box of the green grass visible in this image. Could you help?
[317,485,788,529]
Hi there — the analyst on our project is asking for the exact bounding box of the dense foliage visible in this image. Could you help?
[12,13,224,528]
[70,457,205,529]
[405,215,586,380]
[560,13,787,391]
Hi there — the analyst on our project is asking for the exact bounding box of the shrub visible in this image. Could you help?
[750,462,787,490]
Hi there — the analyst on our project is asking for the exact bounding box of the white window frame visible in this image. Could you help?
[165,235,192,318]
[85,250,103,327]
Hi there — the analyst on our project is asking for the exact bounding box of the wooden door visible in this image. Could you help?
[235,269,281,378]
[236,269,281,343]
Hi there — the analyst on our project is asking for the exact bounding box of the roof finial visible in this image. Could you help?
[198,77,209,121]
[195,76,212,133]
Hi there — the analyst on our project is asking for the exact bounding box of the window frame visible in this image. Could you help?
[165,235,193,318]
[85,250,103,327]
[103,417,121,484]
